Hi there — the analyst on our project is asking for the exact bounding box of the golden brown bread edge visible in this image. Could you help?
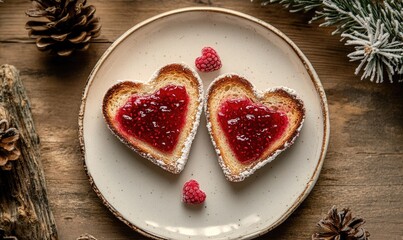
[205,74,305,182]
[102,63,204,174]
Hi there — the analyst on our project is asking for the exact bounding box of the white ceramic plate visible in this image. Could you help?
[79,7,329,240]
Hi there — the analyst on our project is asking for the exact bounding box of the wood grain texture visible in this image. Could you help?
[1,0,402,239]
[0,65,57,240]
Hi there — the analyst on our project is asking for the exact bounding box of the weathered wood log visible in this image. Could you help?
[0,65,57,240]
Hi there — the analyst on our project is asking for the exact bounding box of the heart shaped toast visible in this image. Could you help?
[205,74,305,182]
[103,63,204,174]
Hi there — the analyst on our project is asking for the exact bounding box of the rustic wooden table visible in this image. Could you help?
[1,1,402,239]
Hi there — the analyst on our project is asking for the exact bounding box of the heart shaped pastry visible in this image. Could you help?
[102,63,204,174]
[205,74,305,182]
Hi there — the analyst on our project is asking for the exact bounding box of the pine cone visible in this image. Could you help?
[312,206,370,240]
[25,0,101,56]
[0,120,21,171]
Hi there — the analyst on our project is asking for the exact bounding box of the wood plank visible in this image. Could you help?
[0,65,57,240]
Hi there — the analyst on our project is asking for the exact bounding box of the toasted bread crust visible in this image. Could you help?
[103,63,204,174]
[205,74,305,181]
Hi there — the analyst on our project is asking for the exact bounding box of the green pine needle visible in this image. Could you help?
[259,0,403,83]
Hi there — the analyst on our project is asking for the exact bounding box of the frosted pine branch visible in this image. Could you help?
[343,19,403,83]
[256,0,403,83]
[264,0,322,12]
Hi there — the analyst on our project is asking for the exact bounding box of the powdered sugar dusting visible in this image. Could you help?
[175,63,204,171]
[205,73,305,182]
[104,63,204,174]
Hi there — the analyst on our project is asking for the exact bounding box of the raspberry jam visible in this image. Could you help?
[217,98,289,164]
[115,85,189,153]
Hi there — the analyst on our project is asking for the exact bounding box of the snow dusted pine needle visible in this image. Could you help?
[257,0,403,83]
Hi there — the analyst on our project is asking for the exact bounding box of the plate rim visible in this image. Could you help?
[78,6,330,240]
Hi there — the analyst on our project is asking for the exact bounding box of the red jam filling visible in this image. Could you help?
[115,85,189,153]
[217,98,289,164]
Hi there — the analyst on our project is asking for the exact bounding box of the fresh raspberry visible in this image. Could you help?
[182,179,206,204]
[195,47,222,72]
